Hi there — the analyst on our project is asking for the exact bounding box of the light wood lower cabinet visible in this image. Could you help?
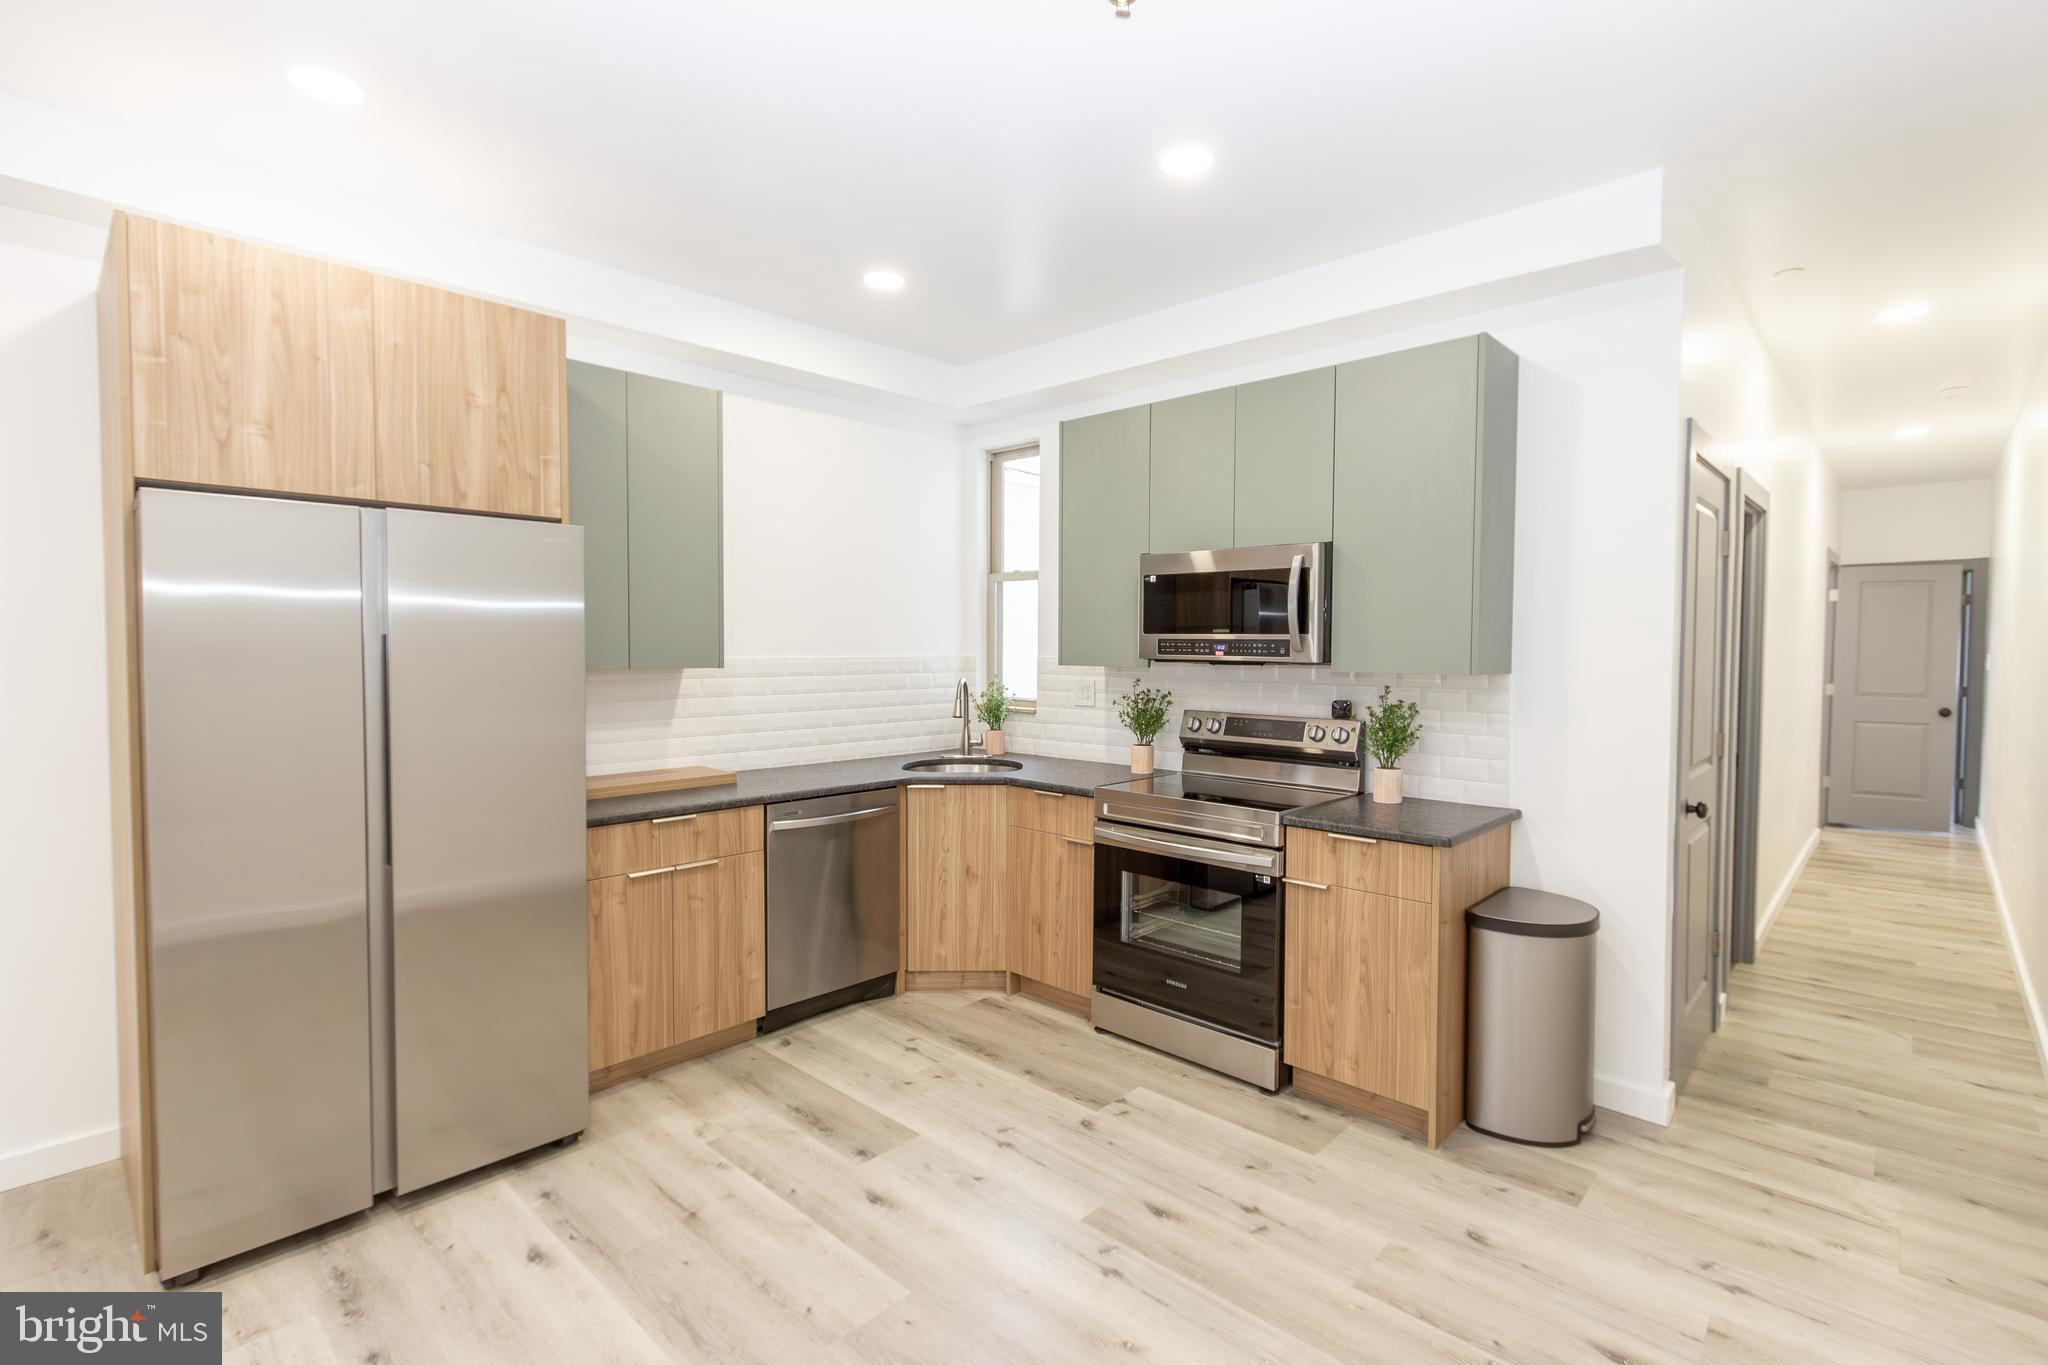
[584,807,765,1087]
[1283,825,1510,1146]
[906,784,1007,976]
[1004,825,1094,1002]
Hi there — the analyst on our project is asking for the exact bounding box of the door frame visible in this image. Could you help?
[1821,557,1981,831]
[1726,473,1770,969]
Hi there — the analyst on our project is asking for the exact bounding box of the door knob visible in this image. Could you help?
[1685,800,1710,819]
[1938,707,1954,718]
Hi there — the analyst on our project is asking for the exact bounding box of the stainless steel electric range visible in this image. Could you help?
[1091,710,1363,1090]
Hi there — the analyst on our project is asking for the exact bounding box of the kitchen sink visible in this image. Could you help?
[901,756,1024,773]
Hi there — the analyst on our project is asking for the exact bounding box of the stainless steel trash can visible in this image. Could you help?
[1466,888,1599,1145]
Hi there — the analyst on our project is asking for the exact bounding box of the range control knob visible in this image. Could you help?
[1186,714,1203,732]
[1307,725,1327,743]
[1330,726,1351,744]
[1207,717,1224,734]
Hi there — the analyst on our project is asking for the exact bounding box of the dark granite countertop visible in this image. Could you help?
[1280,794,1519,847]
[591,751,1517,847]
[587,753,1137,827]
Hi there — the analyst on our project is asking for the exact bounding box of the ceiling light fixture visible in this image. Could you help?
[1159,145,1216,178]
[1894,424,1929,440]
[862,269,906,292]
[1937,383,1972,400]
[1109,0,1136,18]
[1771,266,1807,279]
[286,65,366,107]
[1876,300,1930,325]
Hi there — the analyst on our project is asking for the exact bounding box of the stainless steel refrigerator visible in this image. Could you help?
[136,487,588,1281]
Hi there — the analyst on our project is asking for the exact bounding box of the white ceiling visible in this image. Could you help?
[4,0,2045,484]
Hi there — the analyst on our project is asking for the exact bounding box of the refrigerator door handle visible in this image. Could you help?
[361,508,396,1196]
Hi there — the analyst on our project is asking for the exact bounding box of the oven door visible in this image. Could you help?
[1092,824,1283,1044]
[1140,542,1329,663]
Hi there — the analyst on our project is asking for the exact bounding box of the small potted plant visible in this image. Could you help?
[975,677,1013,756]
[1364,684,1423,804]
[1114,678,1173,775]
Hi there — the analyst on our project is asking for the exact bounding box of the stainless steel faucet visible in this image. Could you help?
[952,677,981,756]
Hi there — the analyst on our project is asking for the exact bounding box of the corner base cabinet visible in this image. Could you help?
[905,784,1008,983]
[1283,825,1511,1146]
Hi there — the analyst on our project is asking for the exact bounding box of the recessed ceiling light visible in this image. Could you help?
[1771,266,1807,279]
[1894,424,1930,440]
[286,65,366,107]
[1876,300,1930,325]
[1159,145,1216,178]
[1937,383,1972,400]
[862,269,906,292]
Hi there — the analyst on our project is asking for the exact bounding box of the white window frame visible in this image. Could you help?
[987,443,1040,713]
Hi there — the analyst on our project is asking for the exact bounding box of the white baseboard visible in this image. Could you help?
[1978,816,2048,1089]
[1756,825,1823,947]
[0,1124,120,1193]
[1594,1073,1675,1126]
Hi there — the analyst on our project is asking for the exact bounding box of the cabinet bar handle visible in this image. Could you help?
[1283,877,1330,892]
[1329,833,1379,845]
[672,857,718,872]
[626,866,675,879]
[1062,836,1091,847]
[651,814,698,826]
[906,783,945,790]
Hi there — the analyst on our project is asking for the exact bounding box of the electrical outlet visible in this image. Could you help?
[1077,678,1097,707]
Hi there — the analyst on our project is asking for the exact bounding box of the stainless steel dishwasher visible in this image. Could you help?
[763,788,902,1030]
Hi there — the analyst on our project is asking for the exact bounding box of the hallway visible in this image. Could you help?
[5,828,2047,1362]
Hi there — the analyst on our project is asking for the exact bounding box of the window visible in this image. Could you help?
[988,445,1040,710]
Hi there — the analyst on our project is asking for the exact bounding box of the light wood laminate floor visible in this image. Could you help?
[7,827,2046,1362]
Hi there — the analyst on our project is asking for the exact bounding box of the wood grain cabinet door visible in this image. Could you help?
[1284,882,1433,1108]
[126,218,377,499]
[908,786,1007,971]
[1007,826,1094,997]
[587,873,676,1071]
[673,851,765,1043]
[373,277,566,519]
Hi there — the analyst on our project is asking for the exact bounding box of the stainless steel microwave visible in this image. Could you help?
[1139,542,1331,664]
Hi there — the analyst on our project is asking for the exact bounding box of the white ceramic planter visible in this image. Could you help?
[984,730,1006,756]
[1130,744,1155,775]
[1372,766,1405,804]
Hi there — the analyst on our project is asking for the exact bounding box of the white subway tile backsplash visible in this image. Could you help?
[585,656,973,775]
[1004,657,1510,805]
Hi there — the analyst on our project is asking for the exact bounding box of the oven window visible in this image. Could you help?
[1142,568,1302,637]
[1120,871,1246,971]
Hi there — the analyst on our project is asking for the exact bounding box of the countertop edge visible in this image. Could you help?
[1278,802,1521,848]
[589,756,1520,849]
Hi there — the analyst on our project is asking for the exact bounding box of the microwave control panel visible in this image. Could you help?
[1155,637,1292,658]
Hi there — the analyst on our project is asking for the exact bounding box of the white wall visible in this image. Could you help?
[1837,478,1993,565]
[583,389,980,774]
[1981,349,2048,1081]
[0,205,119,1189]
[967,272,1692,1123]
[1662,199,1839,947]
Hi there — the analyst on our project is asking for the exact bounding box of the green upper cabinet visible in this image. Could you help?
[568,361,630,670]
[1147,388,1236,551]
[566,360,723,672]
[1233,367,1334,547]
[626,372,722,670]
[1331,334,1518,676]
[1060,404,1150,668]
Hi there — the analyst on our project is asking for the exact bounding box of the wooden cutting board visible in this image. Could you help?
[586,766,738,800]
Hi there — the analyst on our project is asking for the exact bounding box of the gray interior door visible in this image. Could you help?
[1827,563,1963,831]
[1672,438,1728,1090]
[386,509,589,1193]
[137,489,372,1278]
